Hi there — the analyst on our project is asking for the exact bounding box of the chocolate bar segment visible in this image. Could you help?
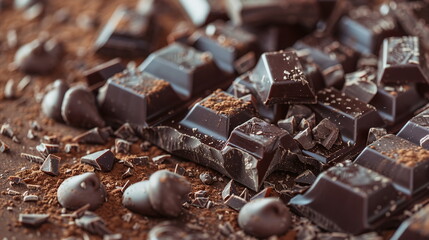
[378,36,429,85]
[250,50,316,105]
[390,204,429,240]
[139,43,225,99]
[290,161,403,234]
[99,69,182,127]
[355,134,429,195]
[398,108,429,148]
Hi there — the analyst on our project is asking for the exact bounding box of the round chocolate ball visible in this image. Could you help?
[122,180,160,217]
[238,198,291,238]
[41,79,69,121]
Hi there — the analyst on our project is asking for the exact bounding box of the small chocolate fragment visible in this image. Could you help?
[121,168,133,179]
[36,143,59,158]
[250,187,272,201]
[80,149,115,172]
[342,69,377,103]
[294,170,316,185]
[222,179,238,201]
[199,172,214,185]
[18,214,49,227]
[294,128,315,150]
[114,123,138,142]
[239,188,250,201]
[20,153,44,164]
[191,197,209,208]
[366,127,387,145]
[174,164,186,176]
[14,37,64,75]
[148,170,191,217]
[64,143,79,154]
[312,118,339,150]
[4,79,16,99]
[277,116,297,135]
[115,139,131,154]
[224,195,247,211]
[238,198,291,238]
[83,58,125,90]
[130,156,149,166]
[122,181,160,217]
[73,127,108,145]
[0,123,14,138]
[390,204,429,240]
[40,154,60,176]
[0,140,10,153]
[61,85,105,128]
[41,79,69,121]
[249,50,316,105]
[420,135,429,149]
[27,130,36,140]
[75,211,112,236]
[57,172,106,210]
[23,195,39,202]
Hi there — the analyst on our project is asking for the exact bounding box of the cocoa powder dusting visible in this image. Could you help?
[200,89,253,115]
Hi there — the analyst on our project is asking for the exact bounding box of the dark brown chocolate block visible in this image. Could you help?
[139,43,225,99]
[179,90,255,140]
[342,68,377,103]
[338,6,398,54]
[398,108,429,148]
[178,0,228,26]
[94,6,154,57]
[290,161,404,234]
[99,69,182,127]
[355,134,429,196]
[390,204,429,240]
[190,20,259,73]
[378,36,429,85]
[249,50,316,105]
[83,58,125,90]
[310,88,384,144]
[225,0,320,28]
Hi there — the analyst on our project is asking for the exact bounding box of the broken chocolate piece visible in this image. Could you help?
[61,85,105,128]
[312,118,339,150]
[83,58,125,90]
[64,143,79,154]
[114,123,138,142]
[294,170,316,185]
[115,139,131,154]
[174,164,186,176]
[73,127,108,145]
[398,109,429,148]
[191,197,209,208]
[294,128,316,150]
[342,68,377,103]
[222,180,238,201]
[224,195,247,211]
[18,214,49,227]
[75,211,112,236]
[366,127,387,145]
[4,79,16,99]
[277,116,297,135]
[41,79,69,122]
[40,154,60,176]
[0,140,10,153]
[390,204,429,240]
[420,135,429,149]
[122,180,160,217]
[238,198,291,238]
[152,154,171,164]
[57,172,106,210]
[239,188,250,201]
[250,187,272,201]
[80,149,115,172]
[0,123,14,138]
[130,156,149,166]
[36,143,59,158]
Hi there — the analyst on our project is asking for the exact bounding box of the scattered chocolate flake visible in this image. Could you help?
[20,153,44,164]
[224,195,247,211]
[294,128,315,150]
[119,160,134,168]
[81,149,115,172]
[43,135,59,144]
[121,168,134,179]
[29,120,42,131]
[40,154,60,176]
[250,187,273,201]
[420,135,429,149]
[294,170,317,185]
[115,139,131,154]
[312,118,339,150]
[222,180,238,201]
[6,29,18,49]
[73,127,108,144]
[199,172,214,185]
[75,211,112,236]
[23,195,39,202]
[239,188,250,201]
[17,76,32,92]
[140,141,151,151]
[278,116,296,135]
[4,79,16,99]
[130,156,149,166]
[367,127,387,145]
[64,143,79,154]
[1,123,14,138]
[36,143,60,158]
[0,140,10,153]
[18,214,49,227]
[191,197,209,208]
[174,164,186,175]
[27,129,36,140]
[152,154,171,164]
[114,123,138,142]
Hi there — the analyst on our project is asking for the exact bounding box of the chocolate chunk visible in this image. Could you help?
[174,164,186,176]
[115,139,131,154]
[94,6,154,57]
[100,69,182,128]
[390,204,429,240]
[191,197,209,208]
[238,198,291,238]
[18,214,49,227]
[57,172,106,210]
[290,161,403,234]
[73,127,108,145]
[36,143,59,158]
[338,6,398,54]
[178,0,228,26]
[81,149,115,172]
[294,128,315,150]
[420,135,429,149]
[249,50,316,105]
[114,123,138,142]
[398,109,429,147]
[286,105,313,122]
[378,36,429,85]
[139,43,224,99]
[0,123,14,138]
[130,156,149,166]
[4,79,16,99]
[14,37,64,74]
[342,69,377,103]
[190,20,258,73]
[0,140,10,153]
[312,118,339,150]
[61,85,105,128]
[355,134,429,195]
[224,195,247,211]
[239,188,250,202]
[222,180,238,201]
[277,116,297,135]
[64,143,79,154]
[122,181,160,217]
[199,172,214,185]
[366,127,387,145]
[83,58,125,90]
[40,154,60,176]
[148,170,191,217]
[121,168,133,179]
[43,135,59,144]
[75,211,112,236]
[20,153,44,164]
[294,170,316,185]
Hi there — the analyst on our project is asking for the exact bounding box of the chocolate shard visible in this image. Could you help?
[366,127,387,145]
[222,180,238,201]
[41,79,69,122]
[342,69,377,103]
[239,188,250,202]
[355,134,429,195]
[94,5,155,57]
[398,108,429,148]
[81,149,115,172]
[40,154,60,176]
[14,37,64,74]
[338,6,398,54]
[18,214,49,227]
[152,154,171,164]
[290,161,403,234]
[190,20,258,73]
[294,128,316,150]
[64,143,79,154]
[390,204,429,240]
[75,211,112,236]
[57,172,106,210]
[378,36,429,85]
[191,197,209,208]
[61,85,105,129]
[224,194,247,211]
[312,118,339,150]
[277,116,297,135]
[139,43,225,99]
[83,58,125,90]
[20,153,44,164]
[36,143,59,158]
[130,156,149,166]
[0,140,10,153]
[114,123,138,142]
[73,127,108,144]
[4,79,16,99]
[250,187,272,201]
[294,170,316,185]
[178,0,228,26]
[249,50,316,105]
[122,180,160,217]
[115,139,131,154]
[238,198,291,238]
